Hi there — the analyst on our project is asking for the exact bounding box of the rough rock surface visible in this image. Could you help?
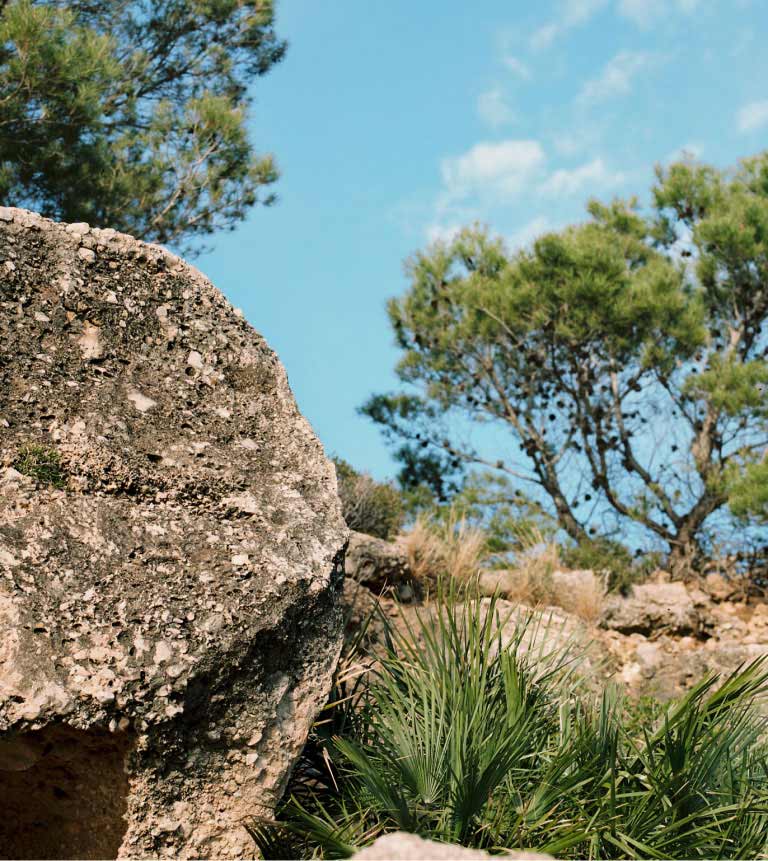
[600,581,712,637]
[603,599,768,703]
[0,208,347,858]
[351,832,551,860]
[345,531,414,600]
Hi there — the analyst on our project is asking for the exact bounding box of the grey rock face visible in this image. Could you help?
[345,531,414,599]
[0,208,347,858]
[600,581,712,637]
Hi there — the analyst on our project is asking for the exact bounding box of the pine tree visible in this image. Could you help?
[0,0,286,251]
[363,153,768,567]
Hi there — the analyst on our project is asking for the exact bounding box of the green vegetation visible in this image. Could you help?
[560,538,663,594]
[417,471,558,562]
[0,0,284,251]
[13,443,66,488]
[363,153,768,571]
[252,593,768,859]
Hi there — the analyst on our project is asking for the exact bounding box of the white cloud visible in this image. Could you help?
[531,0,608,50]
[440,140,546,202]
[426,223,463,245]
[530,23,559,51]
[506,216,552,252]
[577,51,654,104]
[538,157,625,197]
[477,87,515,128]
[737,100,768,133]
[618,0,700,26]
[502,55,531,79]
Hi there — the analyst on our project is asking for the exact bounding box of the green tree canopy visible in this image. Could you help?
[363,152,768,568]
[0,0,285,250]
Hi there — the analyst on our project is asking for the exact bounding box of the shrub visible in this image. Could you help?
[251,592,768,859]
[333,458,405,540]
[561,537,650,594]
[13,443,66,488]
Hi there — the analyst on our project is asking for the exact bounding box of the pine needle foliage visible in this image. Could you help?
[0,0,285,251]
[251,592,768,859]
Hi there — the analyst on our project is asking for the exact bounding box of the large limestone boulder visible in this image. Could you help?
[0,208,347,858]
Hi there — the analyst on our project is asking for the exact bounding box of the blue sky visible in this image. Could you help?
[198,0,768,481]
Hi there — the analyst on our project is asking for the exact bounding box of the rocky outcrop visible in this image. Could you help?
[0,208,347,858]
[600,581,713,637]
[351,832,551,860]
[603,599,768,703]
[345,531,415,600]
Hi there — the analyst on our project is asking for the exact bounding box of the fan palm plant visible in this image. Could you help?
[250,591,768,859]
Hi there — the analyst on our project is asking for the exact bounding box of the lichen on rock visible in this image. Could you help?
[0,207,348,858]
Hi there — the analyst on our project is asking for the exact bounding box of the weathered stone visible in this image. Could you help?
[477,568,521,598]
[702,571,741,602]
[600,581,712,637]
[345,530,414,599]
[604,629,768,704]
[0,208,347,858]
[351,832,551,860]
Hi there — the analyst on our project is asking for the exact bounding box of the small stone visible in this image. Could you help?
[126,390,157,413]
[78,322,103,360]
[154,642,172,664]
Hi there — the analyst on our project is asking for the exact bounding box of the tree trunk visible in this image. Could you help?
[668,491,726,574]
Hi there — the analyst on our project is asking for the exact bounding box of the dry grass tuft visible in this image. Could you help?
[554,568,608,623]
[397,511,487,591]
[502,529,561,606]
[397,519,607,621]
[496,529,607,623]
